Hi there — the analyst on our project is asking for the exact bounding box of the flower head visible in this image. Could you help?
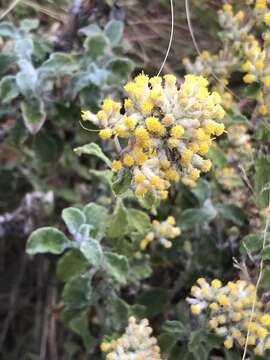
[187,278,270,356]
[82,74,225,200]
[101,317,162,360]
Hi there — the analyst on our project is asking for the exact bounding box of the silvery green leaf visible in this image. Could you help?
[26,227,71,255]
[74,143,111,167]
[84,33,108,60]
[106,57,134,81]
[0,22,19,38]
[62,207,86,235]
[79,24,101,37]
[104,252,129,284]
[16,60,37,96]
[87,63,108,86]
[21,97,46,134]
[39,52,79,77]
[80,238,103,266]
[15,38,34,60]
[20,18,39,33]
[105,20,124,46]
[0,76,19,104]
[83,203,109,239]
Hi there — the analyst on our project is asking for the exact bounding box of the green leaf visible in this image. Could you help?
[74,142,111,167]
[244,82,260,98]
[127,209,152,234]
[69,311,95,352]
[128,256,152,281]
[87,63,108,86]
[137,190,160,210]
[0,76,19,104]
[226,108,249,124]
[40,53,79,76]
[254,156,270,208]
[105,20,124,46]
[159,321,187,354]
[191,179,211,204]
[89,169,113,188]
[79,24,101,37]
[80,239,103,266]
[63,274,92,310]
[108,294,129,330]
[112,169,132,195]
[107,200,128,238]
[104,252,129,284]
[240,233,263,254]
[84,33,108,59]
[26,227,70,255]
[162,320,186,336]
[0,21,19,38]
[208,145,228,169]
[137,288,167,317]
[32,130,60,163]
[20,18,39,32]
[262,245,270,260]
[217,204,245,226]
[180,208,214,230]
[83,203,109,238]
[107,58,134,80]
[62,208,86,235]
[0,53,15,74]
[260,266,270,290]
[158,333,180,355]
[225,350,241,360]
[15,38,34,60]
[16,60,37,96]
[21,97,46,134]
[188,329,222,360]
[57,249,89,282]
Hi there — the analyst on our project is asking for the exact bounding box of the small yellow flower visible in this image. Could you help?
[224,338,233,349]
[258,104,268,115]
[264,12,270,26]
[260,314,270,326]
[123,154,134,167]
[243,73,256,84]
[145,117,165,135]
[171,125,185,138]
[181,149,193,166]
[81,110,91,121]
[263,75,270,87]
[218,294,229,306]
[124,116,137,130]
[191,304,201,315]
[211,279,222,289]
[99,128,112,139]
[112,160,122,171]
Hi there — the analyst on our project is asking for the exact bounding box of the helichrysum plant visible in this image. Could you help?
[187,278,270,356]
[82,73,225,200]
[101,317,162,360]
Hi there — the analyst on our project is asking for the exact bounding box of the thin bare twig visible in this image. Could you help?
[157,0,174,76]
[0,0,22,20]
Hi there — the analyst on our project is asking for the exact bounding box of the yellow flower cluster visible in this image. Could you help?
[140,216,181,250]
[182,2,270,115]
[82,73,225,199]
[100,317,162,360]
[187,278,270,356]
[182,4,251,109]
